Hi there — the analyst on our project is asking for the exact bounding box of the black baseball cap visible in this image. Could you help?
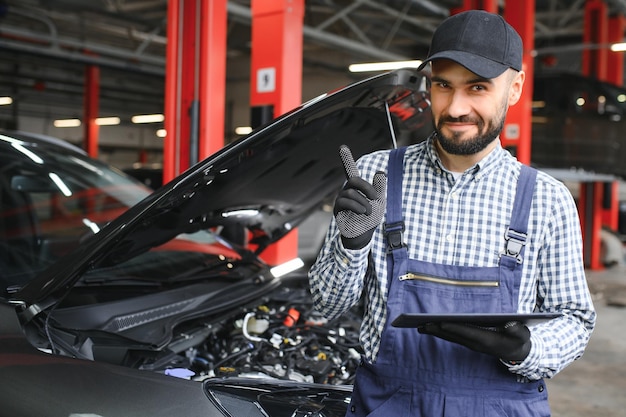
[417,10,523,79]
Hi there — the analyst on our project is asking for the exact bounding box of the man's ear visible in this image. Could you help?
[508,70,525,106]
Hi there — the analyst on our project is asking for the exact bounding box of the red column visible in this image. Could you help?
[83,65,100,158]
[582,0,609,80]
[602,181,620,231]
[579,182,605,270]
[604,14,622,242]
[502,1,535,165]
[580,1,621,269]
[163,0,180,183]
[607,15,626,86]
[163,0,227,184]
[199,0,227,158]
[250,0,304,265]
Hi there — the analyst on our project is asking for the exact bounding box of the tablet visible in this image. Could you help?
[390,312,562,328]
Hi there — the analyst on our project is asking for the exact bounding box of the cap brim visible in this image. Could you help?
[418,50,509,79]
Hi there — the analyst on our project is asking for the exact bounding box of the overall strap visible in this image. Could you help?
[501,164,538,265]
[384,147,407,253]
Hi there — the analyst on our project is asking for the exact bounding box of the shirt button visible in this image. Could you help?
[446,234,454,242]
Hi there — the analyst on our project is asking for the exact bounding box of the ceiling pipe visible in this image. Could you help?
[9,7,60,49]
[0,38,165,76]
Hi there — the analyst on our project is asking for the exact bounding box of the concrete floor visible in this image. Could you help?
[546,266,626,417]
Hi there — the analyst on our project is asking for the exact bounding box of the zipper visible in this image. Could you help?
[399,273,499,287]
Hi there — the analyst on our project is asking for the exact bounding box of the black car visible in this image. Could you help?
[0,68,432,416]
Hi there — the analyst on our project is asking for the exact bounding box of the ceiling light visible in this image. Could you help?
[54,118,81,128]
[95,117,121,126]
[0,97,13,105]
[611,42,626,52]
[348,60,422,73]
[156,129,166,138]
[235,126,253,135]
[132,114,165,124]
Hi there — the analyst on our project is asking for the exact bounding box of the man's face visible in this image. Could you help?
[429,59,524,156]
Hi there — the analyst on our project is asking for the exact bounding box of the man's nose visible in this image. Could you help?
[446,91,471,118]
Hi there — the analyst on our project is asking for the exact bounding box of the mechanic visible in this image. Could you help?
[308,10,596,417]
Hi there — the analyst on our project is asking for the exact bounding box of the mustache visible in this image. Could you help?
[439,115,481,124]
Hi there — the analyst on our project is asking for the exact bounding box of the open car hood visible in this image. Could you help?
[12,68,432,317]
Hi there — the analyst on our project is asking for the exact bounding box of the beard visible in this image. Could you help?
[434,103,507,156]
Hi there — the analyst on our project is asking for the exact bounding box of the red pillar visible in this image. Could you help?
[579,1,621,269]
[607,15,626,86]
[582,0,609,80]
[605,16,623,245]
[163,0,227,184]
[578,179,620,270]
[602,182,620,231]
[250,0,304,265]
[199,1,227,159]
[163,0,180,183]
[579,182,605,270]
[502,0,535,165]
[83,65,100,158]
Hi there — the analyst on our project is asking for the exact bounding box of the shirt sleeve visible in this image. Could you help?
[308,215,371,320]
[508,182,596,380]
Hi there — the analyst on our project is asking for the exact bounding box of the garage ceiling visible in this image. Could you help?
[1,0,626,124]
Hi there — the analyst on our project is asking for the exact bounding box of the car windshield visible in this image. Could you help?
[0,136,152,292]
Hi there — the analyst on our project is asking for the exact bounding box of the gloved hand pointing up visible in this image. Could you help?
[333,145,387,250]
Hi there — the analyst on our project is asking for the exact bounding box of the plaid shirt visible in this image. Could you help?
[308,136,596,381]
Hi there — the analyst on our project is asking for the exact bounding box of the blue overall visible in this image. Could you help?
[346,147,550,417]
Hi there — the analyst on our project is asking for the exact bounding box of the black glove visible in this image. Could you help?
[333,145,387,250]
[418,321,531,363]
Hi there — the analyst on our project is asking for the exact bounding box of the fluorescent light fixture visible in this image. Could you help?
[270,257,305,278]
[235,126,253,135]
[0,96,13,105]
[54,118,81,128]
[95,117,121,126]
[156,128,166,138]
[349,60,422,73]
[611,42,626,52]
[132,114,165,124]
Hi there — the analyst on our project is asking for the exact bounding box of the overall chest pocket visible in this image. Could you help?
[398,272,502,314]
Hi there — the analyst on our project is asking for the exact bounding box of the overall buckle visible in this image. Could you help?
[384,221,406,253]
[501,228,526,264]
